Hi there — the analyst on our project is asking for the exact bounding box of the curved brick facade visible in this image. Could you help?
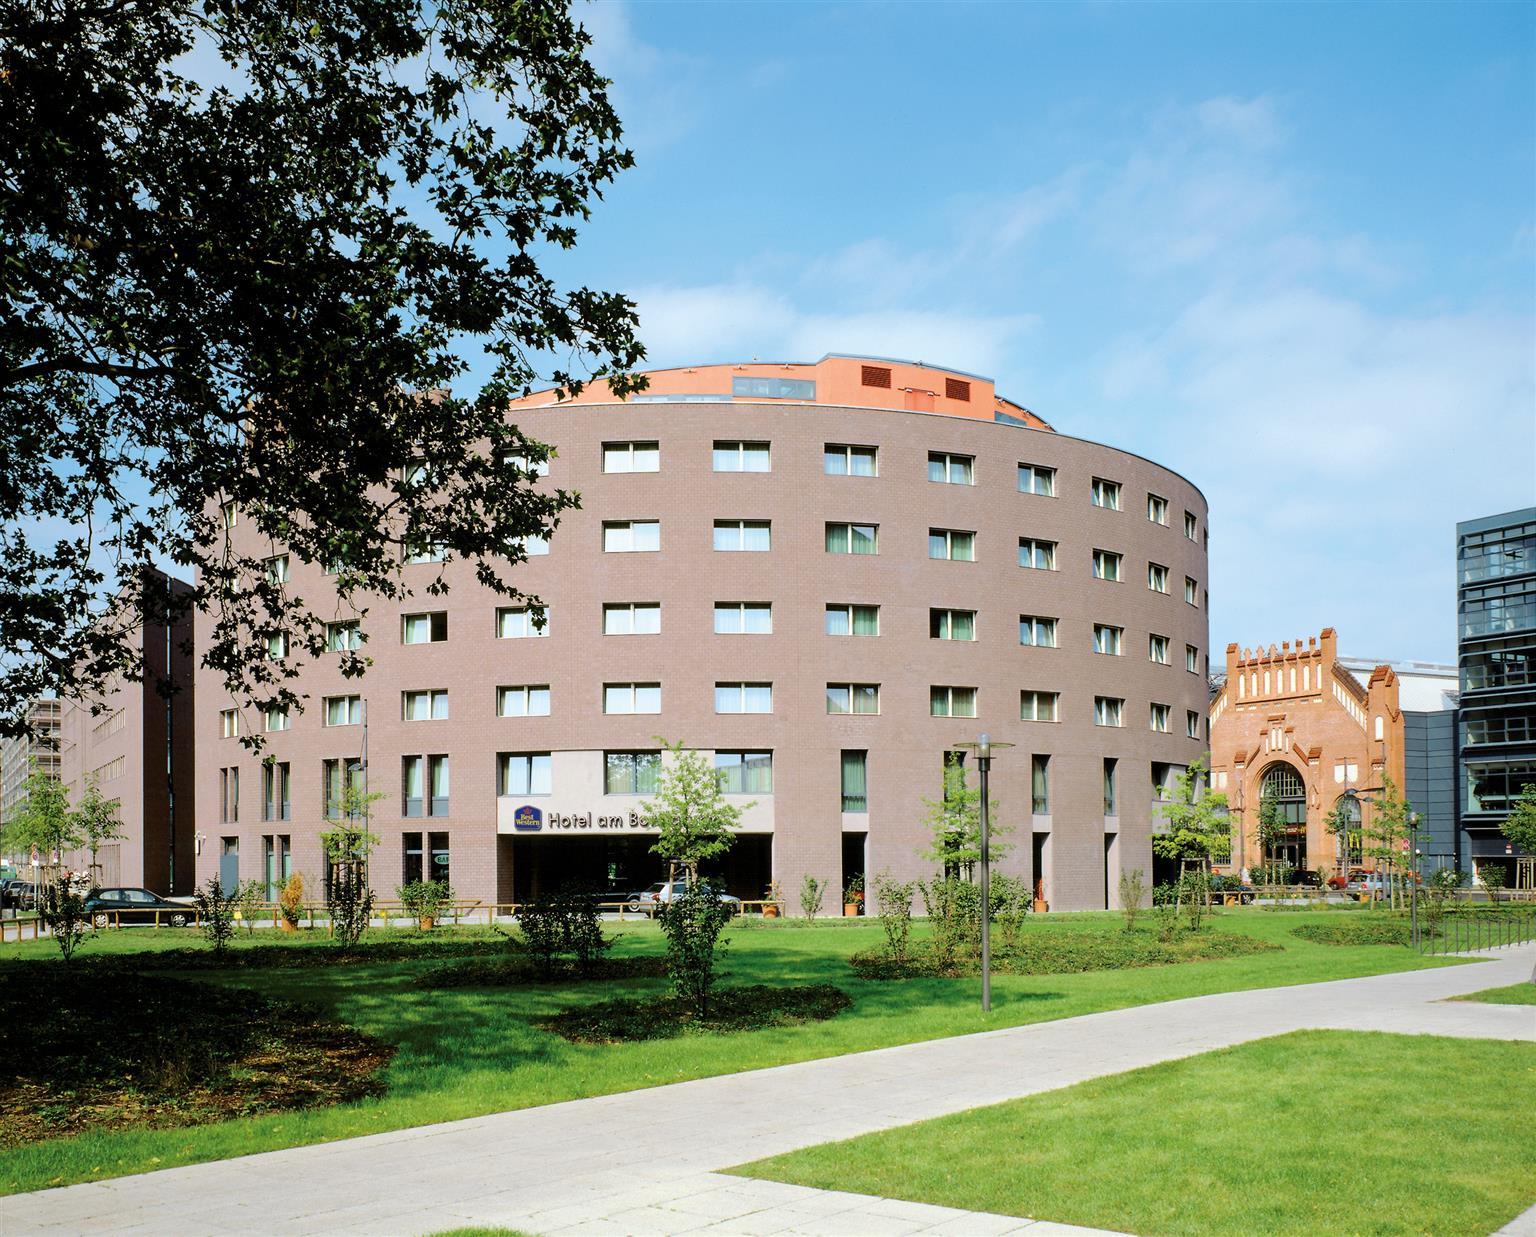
[195,359,1210,912]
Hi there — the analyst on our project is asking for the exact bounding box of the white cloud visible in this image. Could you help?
[1193,95,1284,149]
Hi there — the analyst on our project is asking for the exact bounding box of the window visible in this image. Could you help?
[326,620,363,651]
[1018,615,1058,647]
[733,375,814,400]
[264,631,288,660]
[1094,696,1124,727]
[496,606,548,638]
[402,690,448,720]
[404,540,445,564]
[512,534,549,557]
[1150,703,1171,733]
[499,752,551,796]
[324,695,362,726]
[1148,562,1169,593]
[402,461,432,488]
[1092,549,1122,581]
[322,757,362,819]
[264,706,289,732]
[826,522,878,554]
[263,762,292,822]
[825,604,879,636]
[1031,755,1050,814]
[1018,463,1055,496]
[861,365,891,388]
[928,452,974,485]
[219,709,239,739]
[604,682,660,714]
[264,554,290,583]
[713,440,770,472]
[221,500,238,529]
[713,519,771,551]
[1149,634,1170,664]
[603,602,661,635]
[930,686,977,717]
[403,755,424,815]
[1186,643,1200,673]
[1103,758,1118,816]
[427,755,449,815]
[715,602,772,634]
[929,528,975,561]
[1092,624,1123,656]
[715,682,772,714]
[1021,690,1058,722]
[824,444,878,476]
[602,441,659,473]
[1019,538,1057,570]
[402,612,447,644]
[827,683,879,714]
[1185,576,1199,606]
[505,450,550,477]
[496,685,550,717]
[1147,494,1169,524]
[1185,511,1198,540]
[1091,478,1121,510]
[603,520,660,552]
[604,751,659,795]
[1187,710,1202,739]
[840,750,868,812]
[930,608,976,640]
[219,767,239,822]
[716,751,773,794]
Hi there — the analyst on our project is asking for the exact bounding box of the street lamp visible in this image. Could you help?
[951,734,1013,1012]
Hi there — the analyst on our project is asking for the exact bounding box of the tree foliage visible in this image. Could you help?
[920,759,1010,877]
[1152,758,1230,866]
[0,763,80,861]
[72,775,125,875]
[0,0,644,739]
[319,783,382,946]
[643,739,746,880]
[1501,784,1536,857]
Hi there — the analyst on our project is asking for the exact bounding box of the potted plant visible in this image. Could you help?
[762,879,783,918]
[398,879,453,930]
[278,872,304,932]
[843,873,865,917]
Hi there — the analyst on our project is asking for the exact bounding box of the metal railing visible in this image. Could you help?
[1418,906,1536,955]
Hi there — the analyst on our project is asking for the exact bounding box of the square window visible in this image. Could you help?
[1018,463,1055,496]
[1019,538,1057,570]
[604,751,660,795]
[1091,478,1121,510]
[1092,549,1122,581]
[715,602,772,634]
[1094,696,1124,727]
[264,706,289,732]
[712,441,770,472]
[1150,634,1170,664]
[1019,615,1057,647]
[1147,494,1169,524]
[824,444,878,476]
[498,752,552,796]
[1092,624,1123,655]
[1148,563,1169,593]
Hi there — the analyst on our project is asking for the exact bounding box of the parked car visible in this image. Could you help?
[83,887,197,928]
[1,880,36,912]
[629,879,741,916]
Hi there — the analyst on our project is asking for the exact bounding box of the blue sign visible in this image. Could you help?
[513,805,543,832]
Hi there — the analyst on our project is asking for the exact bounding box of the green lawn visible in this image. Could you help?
[0,910,1476,1196]
[1454,982,1536,1005]
[734,1030,1536,1235]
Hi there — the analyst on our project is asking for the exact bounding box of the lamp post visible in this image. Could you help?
[952,734,1013,1012]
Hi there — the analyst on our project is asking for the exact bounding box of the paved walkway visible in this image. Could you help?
[6,947,1534,1237]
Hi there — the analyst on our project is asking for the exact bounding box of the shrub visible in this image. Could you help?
[235,878,266,934]
[844,873,865,908]
[38,879,89,962]
[516,890,564,978]
[799,875,826,922]
[278,872,305,928]
[991,872,1031,953]
[540,983,851,1043]
[658,884,735,1019]
[1291,918,1411,946]
[397,879,454,928]
[513,884,612,977]
[920,877,982,970]
[1119,868,1147,932]
[193,877,238,955]
[872,871,915,963]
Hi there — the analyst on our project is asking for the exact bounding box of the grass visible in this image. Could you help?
[0,909,1474,1196]
[1454,982,1536,1005]
[734,1030,1536,1235]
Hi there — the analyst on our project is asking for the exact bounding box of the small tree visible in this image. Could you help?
[3,766,89,960]
[919,760,1010,879]
[872,871,915,963]
[1118,868,1147,933]
[1500,784,1536,858]
[799,875,826,922]
[235,878,266,935]
[320,783,382,947]
[644,739,748,882]
[71,775,125,887]
[658,885,735,1020]
[278,872,305,930]
[194,877,238,955]
[1256,786,1285,885]
[37,880,89,962]
[1324,799,1358,873]
[1153,759,1230,929]
[1364,776,1415,911]
[1479,863,1506,906]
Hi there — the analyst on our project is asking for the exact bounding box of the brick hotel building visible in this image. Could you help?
[194,355,1211,912]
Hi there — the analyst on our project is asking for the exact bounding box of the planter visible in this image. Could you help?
[420,915,436,931]
[844,903,859,917]
[1033,897,1049,913]
[763,904,779,918]
[279,919,298,933]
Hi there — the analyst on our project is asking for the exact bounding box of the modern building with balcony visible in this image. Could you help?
[193,354,1211,911]
[1457,507,1536,888]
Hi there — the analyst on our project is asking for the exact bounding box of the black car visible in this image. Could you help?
[84,887,197,928]
[1,880,36,911]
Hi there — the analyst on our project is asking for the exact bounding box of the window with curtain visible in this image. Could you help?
[1103,758,1118,816]
[841,750,868,812]
[930,609,976,640]
[826,604,879,635]
[826,522,878,554]
[824,444,878,476]
[715,602,772,634]
[500,752,552,796]
[1032,755,1049,814]
[715,751,773,795]
[402,755,424,816]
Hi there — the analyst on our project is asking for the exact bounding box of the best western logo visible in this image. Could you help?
[513,805,544,832]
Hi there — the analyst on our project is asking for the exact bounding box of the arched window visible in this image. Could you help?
[1259,763,1308,870]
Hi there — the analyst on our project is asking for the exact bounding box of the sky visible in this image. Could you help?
[530,0,1536,666]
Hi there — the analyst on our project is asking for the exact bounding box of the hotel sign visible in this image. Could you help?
[510,806,650,833]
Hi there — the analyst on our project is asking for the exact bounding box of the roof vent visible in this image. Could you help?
[945,378,971,402]
[861,365,892,389]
